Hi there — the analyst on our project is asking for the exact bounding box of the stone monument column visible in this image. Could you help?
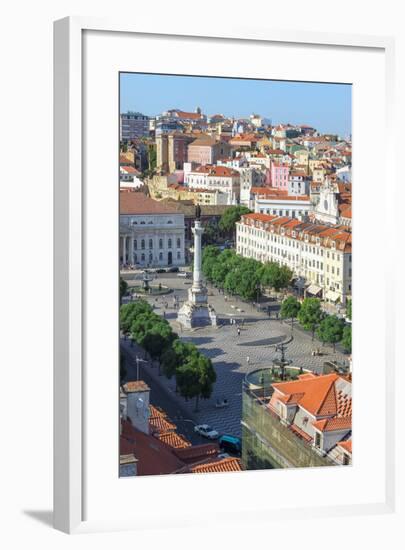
[192,220,204,293]
[177,216,217,328]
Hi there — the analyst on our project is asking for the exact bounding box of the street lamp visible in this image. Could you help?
[135,356,147,381]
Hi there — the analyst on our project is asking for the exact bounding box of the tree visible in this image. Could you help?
[341,324,352,353]
[316,315,344,352]
[176,353,216,411]
[297,297,324,340]
[280,296,301,329]
[259,262,293,292]
[142,321,177,364]
[202,245,221,281]
[202,221,218,246]
[120,277,128,303]
[218,205,251,238]
[120,300,152,336]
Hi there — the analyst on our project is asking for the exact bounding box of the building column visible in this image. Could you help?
[129,236,134,265]
[122,236,127,264]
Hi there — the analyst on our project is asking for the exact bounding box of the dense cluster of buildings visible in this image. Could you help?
[119,105,353,474]
[120,380,242,476]
[120,106,352,305]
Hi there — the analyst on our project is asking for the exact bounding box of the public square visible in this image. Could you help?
[121,271,349,438]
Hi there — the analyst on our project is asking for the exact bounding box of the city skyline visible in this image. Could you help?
[120,72,352,138]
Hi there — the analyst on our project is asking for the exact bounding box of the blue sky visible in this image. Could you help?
[120,73,351,138]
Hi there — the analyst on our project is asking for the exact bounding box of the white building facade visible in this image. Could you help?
[184,165,240,205]
[120,193,185,268]
[236,213,352,304]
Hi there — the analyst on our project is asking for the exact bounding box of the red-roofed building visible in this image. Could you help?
[184,164,240,205]
[242,373,352,469]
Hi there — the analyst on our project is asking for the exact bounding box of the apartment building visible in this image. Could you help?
[184,165,240,205]
[236,212,352,304]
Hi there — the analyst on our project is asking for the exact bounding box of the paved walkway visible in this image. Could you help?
[122,273,349,438]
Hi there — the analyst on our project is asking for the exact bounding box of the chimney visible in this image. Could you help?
[124,380,150,434]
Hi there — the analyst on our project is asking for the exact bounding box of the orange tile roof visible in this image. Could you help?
[312,417,352,432]
[272,373,341,416]
[156,431,191,449]
[173,443,219,463]
[337,440,352,453]
[176,110,204,120]
[123,381,150,393]
[189,457,242,474]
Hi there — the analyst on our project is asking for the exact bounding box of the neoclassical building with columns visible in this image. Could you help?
[120,192,185,268]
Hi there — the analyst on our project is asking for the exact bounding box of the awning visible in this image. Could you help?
[306,284,322,296]
[325,290,340,303]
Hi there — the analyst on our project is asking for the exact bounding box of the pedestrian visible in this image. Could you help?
[246,356,250,365]
[237,327,241,337]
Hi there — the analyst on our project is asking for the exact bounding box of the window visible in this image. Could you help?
[141,239,145,250]
[168,238,172,249]
[134,240,137,250]
[159,252,163,261]
[141,253,145,262]
[177,237,181,248]
[177,251,181,259]
[159,238,163,249]
[149,239,153,249]
[315,432,321,448]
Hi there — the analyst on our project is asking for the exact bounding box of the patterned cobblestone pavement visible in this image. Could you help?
[123,273,348,438]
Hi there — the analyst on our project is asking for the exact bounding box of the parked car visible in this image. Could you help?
[194,424,219,440]
[168,266,179,273]
[218,435,241,455]
[177,271,190,278]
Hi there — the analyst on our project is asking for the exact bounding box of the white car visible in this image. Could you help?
[194,424,219,440]
[177,271,190,278]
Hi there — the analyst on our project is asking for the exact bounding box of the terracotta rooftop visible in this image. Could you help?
[156,431,192,449]
[173,443,219,464]
[189,456,242,474]
[120,420,184,476]
[337,440,352,453]
[120,192,180,215]
[271,373,351,417]
[123,380,150,393]
[312,417,352,432]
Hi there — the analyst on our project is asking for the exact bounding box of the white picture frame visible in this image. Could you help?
[54,16,398,535]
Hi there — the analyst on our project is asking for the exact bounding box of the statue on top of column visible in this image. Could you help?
[195,203,201,221]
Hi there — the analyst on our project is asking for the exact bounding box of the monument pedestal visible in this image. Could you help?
[177,285,217,329]
[177,219,217,329]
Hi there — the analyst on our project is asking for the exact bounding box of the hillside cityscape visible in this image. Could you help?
[119,82,352,477]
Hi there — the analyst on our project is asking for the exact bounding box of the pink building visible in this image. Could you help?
[187,137,230,166]
[270,162,290,190]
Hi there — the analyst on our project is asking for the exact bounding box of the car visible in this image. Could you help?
[168,266,179,273]
[155,268,166,274]
[177,271,190,278]
[194,424,219,440]
[218,434,242,455]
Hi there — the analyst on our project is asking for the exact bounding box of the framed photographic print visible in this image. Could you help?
[54,17,397,534]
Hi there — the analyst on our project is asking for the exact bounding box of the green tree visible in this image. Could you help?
[280,296,301,329]
[120,300,152,336]
[120,277,128,303]
[218,205,251,238]
[297,297,324,340]
[142,321,177,364]
[316,315,344,352]
[341,324,352,353]
[176,353,216,411]
[202,245,221,281]
[259,262,293,292]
